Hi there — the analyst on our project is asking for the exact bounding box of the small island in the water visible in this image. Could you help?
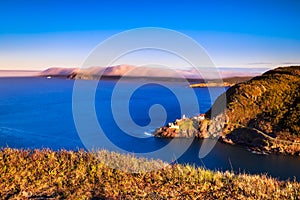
[155,66,300,155]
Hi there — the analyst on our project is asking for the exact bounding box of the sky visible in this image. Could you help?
[0,0,300,70]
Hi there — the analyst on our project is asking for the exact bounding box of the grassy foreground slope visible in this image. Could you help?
[1,148,300,199]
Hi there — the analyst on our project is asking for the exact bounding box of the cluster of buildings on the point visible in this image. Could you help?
[168,114,205,130]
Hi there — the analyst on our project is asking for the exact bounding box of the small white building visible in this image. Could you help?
[170,124,180,130]
[168,122,179,130]
[198,114,205,121]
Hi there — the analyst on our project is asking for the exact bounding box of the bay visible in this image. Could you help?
[0,77,300,180]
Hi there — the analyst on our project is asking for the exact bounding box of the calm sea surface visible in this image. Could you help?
[1,77,300,180]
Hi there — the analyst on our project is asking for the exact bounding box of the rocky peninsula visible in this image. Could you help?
[155,66,300,155]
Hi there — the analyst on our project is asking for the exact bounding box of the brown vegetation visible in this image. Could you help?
[206,66,300,154]
[1,148,300,199]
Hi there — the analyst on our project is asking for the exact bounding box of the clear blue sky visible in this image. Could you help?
[0,0,300,69]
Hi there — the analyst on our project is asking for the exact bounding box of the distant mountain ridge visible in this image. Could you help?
[39,65,265,80]
[68,65,200,80]
[40,67,78,77]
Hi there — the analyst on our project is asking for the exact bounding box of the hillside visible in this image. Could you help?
[213,66,300,154]
[208,66,299,139]
[155,66,300,155]
[1,148,299,199]
[39,67,78,77]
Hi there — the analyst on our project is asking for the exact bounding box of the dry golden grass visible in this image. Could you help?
[207,66,300,138]
[1,148,300,199]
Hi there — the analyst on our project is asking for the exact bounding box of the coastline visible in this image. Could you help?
[189,76,253,88]
[154,107,300,156]
[189,82,234,88]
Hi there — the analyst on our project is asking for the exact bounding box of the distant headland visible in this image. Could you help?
[189,76,253,87]
[0,65,268,85]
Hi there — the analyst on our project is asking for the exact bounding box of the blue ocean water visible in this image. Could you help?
[1,77,300,180]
